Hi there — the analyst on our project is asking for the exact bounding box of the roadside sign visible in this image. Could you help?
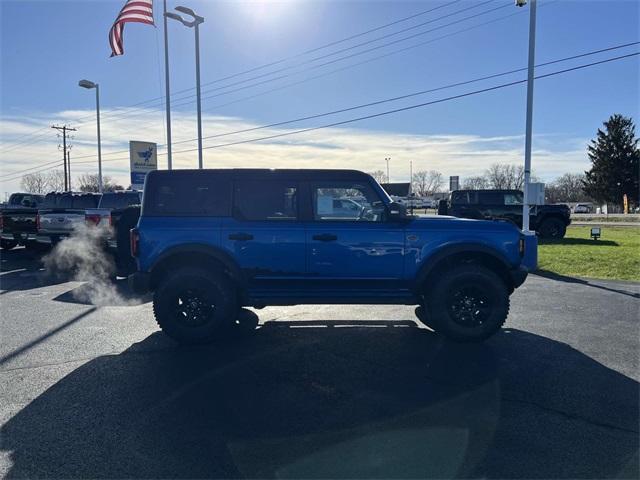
[129,141,157,189]
[449,176,459,192]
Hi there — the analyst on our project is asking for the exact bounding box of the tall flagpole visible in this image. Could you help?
[163,0,173,170]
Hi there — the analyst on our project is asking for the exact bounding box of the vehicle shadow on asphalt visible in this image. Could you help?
[1,324,638,479]
[535,269,640,299]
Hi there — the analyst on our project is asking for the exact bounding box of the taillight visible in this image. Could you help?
[36,214,41,231]
[85,214,101,226]
[130,228,139,257]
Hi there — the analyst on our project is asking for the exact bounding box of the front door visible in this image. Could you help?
[305,180,405,283]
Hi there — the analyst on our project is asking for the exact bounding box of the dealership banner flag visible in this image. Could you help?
[109,0,155,57]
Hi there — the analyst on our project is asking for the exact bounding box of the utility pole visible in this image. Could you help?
[52,125,76,192]
[517,0,537,234]
[163,0,173,170]
[385,157,391,183]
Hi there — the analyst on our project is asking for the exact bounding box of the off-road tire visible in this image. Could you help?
[538,217,566,239]
[424,264,510,342]
[0,239,18,250]
[153,267,238,344]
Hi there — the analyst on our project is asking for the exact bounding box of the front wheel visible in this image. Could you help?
[423,264,510,342]
[153,268,238,344]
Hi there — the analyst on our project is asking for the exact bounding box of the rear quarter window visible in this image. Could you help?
[145,174,231,216]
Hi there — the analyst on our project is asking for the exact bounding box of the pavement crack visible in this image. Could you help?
[502,395,639,435]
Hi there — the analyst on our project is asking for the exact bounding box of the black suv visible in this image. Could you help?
[439,189,571,238]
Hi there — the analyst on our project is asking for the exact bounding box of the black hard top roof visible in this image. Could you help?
[147,168,373,180]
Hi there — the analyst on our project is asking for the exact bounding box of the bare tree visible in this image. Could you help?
[46,170,66,192]
[412,170,444,196]
[462,176,489,190]
[76,174,123,193]
[483,163,538,190]
[368,170,387,184]
[546,173,589,203]
[20,172,48,193]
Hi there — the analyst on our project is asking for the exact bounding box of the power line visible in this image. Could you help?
[175,41,640,146]
[72,1,511,126]
[14,43,638,173]
[172,52,640,155]
[0,162,64,184]
[54,0,469,126]
[68,50,638,166]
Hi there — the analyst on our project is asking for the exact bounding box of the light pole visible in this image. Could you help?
[78,79,103,193]
[517,0,537,234]
[166,6,205,169]
[385,157,391,183]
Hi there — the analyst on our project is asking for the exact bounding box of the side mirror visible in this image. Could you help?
[387,202,407,221]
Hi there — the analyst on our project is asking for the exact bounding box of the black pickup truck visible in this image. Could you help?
[0,192,45,250]
[438,189,571,239]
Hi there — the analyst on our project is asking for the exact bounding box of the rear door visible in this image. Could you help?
[221,178,306,285]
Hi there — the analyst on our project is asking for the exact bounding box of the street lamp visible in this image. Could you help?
[78,79,103,193]
[385,157,391,183]
[517,0,537,234]
[166,5,205,169]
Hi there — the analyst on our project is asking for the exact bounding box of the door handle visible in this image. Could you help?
[228,232,254,241]
[312,233,337,242]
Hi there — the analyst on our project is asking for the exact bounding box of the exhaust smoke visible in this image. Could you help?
[44,223,141,306]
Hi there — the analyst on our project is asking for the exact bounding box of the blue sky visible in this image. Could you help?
[1,0,638,193]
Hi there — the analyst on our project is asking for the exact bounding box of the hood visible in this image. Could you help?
[407,215,521,233]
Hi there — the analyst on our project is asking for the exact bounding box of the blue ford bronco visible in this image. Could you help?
[129,169,536,344]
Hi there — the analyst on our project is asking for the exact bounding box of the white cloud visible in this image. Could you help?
[0,108,591,194]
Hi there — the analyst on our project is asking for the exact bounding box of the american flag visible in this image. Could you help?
[109,0,155,57]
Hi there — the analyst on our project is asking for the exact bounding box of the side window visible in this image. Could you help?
[312,181,385,222]
[146,175,231,216]
[479,191,503,205]
[504,192,523,205]
[233,180,297,221]
[451,191,477,205]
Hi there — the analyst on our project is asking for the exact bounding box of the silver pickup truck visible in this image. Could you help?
[36,192,100,244]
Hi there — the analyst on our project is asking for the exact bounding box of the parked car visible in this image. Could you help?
[36,192,100,245]
[0,192,45,250]
[438,189,571,239]
[573,203,593,214]
[129,169,536,345]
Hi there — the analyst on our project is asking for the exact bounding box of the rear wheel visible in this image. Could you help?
[0,239,18,250]
[153,268,238,344]
[538,217,566,239]
[423,264,509,342]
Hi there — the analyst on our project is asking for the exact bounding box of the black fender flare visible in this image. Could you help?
[414,242,513,289]
[149,243,244,285]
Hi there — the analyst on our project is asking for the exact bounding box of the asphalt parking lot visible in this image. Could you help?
[1,247,638,479]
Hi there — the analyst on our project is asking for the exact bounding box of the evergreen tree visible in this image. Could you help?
[583,114,639,206]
